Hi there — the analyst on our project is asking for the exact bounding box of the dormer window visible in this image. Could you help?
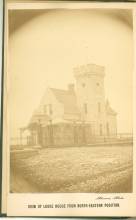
[82,83,86,88]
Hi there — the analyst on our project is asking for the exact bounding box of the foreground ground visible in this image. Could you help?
[10,145,133,193]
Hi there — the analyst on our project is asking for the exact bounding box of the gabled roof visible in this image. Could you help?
[50,88,80,115]
[106,101,117,115]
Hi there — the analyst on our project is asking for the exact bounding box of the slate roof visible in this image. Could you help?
[50,88,80,115]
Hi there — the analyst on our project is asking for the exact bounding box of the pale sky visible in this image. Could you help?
[8,9,133,137]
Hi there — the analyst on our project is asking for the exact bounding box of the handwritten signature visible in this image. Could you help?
[96,196,124,200]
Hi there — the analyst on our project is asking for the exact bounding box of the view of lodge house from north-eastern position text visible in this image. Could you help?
[20,63,117,147]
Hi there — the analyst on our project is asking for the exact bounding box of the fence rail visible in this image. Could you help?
[10,133,133,147]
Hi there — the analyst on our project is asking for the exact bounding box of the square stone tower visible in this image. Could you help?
[74,63,116,136]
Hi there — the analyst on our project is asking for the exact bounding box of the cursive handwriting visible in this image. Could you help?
[96,196,111,200]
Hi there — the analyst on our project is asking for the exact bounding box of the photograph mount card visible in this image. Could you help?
[1,0,136,217]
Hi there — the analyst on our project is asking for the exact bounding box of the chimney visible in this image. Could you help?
[68,84,75,93]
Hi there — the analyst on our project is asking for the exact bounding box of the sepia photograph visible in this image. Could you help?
[8,7,133,194]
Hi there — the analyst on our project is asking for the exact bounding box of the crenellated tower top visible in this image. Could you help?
[73,63,105,78]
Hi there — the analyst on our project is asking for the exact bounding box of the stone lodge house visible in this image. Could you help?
[27,63,117,146]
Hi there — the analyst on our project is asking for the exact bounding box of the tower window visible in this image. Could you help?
[84,103,88,114]
[82,83,86,88]
[49,104,53,115]
[98,102,101,113]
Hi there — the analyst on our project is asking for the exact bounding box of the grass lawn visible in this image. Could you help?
[10,145,133,193]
